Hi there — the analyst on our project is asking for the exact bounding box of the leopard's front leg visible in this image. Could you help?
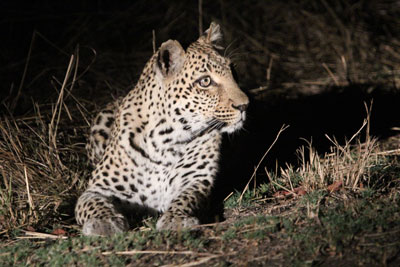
[156,135,220,230]
[156,180,212,230]
[75,190,129,236]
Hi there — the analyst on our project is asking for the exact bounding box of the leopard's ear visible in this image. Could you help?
[203,22,223,46]
[155,40,185,78]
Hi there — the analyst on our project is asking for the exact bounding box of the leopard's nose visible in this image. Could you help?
[232,103,248,112]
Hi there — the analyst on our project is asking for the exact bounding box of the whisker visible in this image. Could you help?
[227,47,242,59]
[224,39,238,58]
[188,118,228,142]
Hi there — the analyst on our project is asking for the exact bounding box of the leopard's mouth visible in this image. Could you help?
[177,114,244,144]
[219,110,246,133]
[175,118,227,144]
[193,118,227,137]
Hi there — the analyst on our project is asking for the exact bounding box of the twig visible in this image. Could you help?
[18,231,67,240]
[12,31,36,112]
[198,0,203,36]
[325,118,367,160]
[270,179,295,195]
[48,54,75,171]
[24,166,35,214]
[266,56,274,83]
[364,100,373,142]
[49,55,74,141]
[374,149,400,156]
[223,191,234,202]
[248,86,268,94]
[322,63,339,86]
[152,29,156,54]
[162,255,220,267]
[102,250,217,257]
[238,124,289,203]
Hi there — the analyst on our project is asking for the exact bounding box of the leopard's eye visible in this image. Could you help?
[197,76,212,88]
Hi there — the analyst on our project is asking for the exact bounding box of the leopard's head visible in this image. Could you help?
[154,22,249,137]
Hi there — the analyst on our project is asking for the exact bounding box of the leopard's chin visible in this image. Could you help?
[221,121,243,133]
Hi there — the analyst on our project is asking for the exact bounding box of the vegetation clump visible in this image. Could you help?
[1,0,399,265]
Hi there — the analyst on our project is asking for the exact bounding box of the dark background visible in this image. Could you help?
[1,0,400,194]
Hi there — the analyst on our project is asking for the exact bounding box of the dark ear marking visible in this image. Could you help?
[155,40,185,78]
[162,49,170,75]
[157,52,162,71]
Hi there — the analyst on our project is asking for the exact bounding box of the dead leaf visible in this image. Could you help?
[26,226,36,232]
[51,228,67,236]
[327,180,342,193]
[294,187,307,196]
[273,190,290,198]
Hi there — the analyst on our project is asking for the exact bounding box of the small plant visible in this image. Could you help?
[274,103,382,198]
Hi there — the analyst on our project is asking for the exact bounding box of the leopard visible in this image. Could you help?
[75,22,249,236]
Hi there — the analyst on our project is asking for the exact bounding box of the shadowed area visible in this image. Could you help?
[218,84,400,196]
[0,0,399,234]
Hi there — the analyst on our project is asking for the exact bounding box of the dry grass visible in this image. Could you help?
[286,111,377,191]
[280,129,378,193]
[260,103,399,201]
[0,2,399,265]
[232,1,400,96]
[1,0,399,240]
[2,1,400,105]
[0,52,89,235]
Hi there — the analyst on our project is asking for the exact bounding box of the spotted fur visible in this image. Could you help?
[75,22,249,236]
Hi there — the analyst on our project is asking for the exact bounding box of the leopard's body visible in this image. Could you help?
[75,22,249,236]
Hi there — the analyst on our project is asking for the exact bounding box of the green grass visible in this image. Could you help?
[1,1,400,265]
[2,148,399,266]
[286,194,400,264]
[0,229,209,266]
[2,178,399,266]
[1,77,399,266]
